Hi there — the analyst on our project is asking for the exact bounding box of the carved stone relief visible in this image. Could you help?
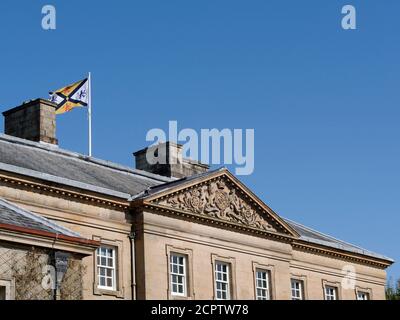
[153,177,277,232]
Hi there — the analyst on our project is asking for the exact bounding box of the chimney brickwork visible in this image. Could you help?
[3,98,58,145]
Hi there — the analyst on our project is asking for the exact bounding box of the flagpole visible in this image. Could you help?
[88,72,92,157]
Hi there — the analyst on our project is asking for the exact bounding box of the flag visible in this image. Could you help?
[49,78,89,114]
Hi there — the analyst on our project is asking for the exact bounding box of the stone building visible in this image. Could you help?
[0,98,394,300]
[0,198,98,300]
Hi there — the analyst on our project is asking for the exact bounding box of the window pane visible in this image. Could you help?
[97,247,116,290]
[255,270,270,300]
[357,292,369,300]
[325,287,337,300]
[215,262,230,300]
[291,280,303,300]
[107,278,113,288]
[99,277,105,287]
[170,254,187,296]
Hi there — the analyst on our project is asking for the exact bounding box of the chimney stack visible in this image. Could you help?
[134,142,209,179]
[3,98,58,145]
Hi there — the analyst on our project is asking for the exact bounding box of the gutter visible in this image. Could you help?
[0,222,100,248]
[129,231,137,300]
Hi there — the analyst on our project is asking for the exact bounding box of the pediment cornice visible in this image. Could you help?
[138,169,299,238]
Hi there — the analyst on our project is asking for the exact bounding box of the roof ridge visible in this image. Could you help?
[0,133,172,183]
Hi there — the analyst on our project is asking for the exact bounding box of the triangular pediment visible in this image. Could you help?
[142,169,299,238]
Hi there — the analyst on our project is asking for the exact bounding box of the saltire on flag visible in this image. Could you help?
[49,78,89,114]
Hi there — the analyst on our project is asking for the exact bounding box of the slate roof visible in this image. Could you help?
[284,218,394,262]
[0,134,172,199]
[0,134,393,263]
[0,197,85,239]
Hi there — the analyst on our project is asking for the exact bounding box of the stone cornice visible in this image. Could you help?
[292,241,392,269]
[132,201,393,269]
[0,169,393,269]
[136,202,295,243]
[0,172,130,211]
[141,169,299,237]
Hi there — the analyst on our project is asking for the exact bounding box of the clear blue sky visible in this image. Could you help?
[0,1,399,280]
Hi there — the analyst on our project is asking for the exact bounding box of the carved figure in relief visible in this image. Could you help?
[159,178,276,232]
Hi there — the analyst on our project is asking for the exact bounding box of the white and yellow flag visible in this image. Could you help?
[49,78,89,114]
